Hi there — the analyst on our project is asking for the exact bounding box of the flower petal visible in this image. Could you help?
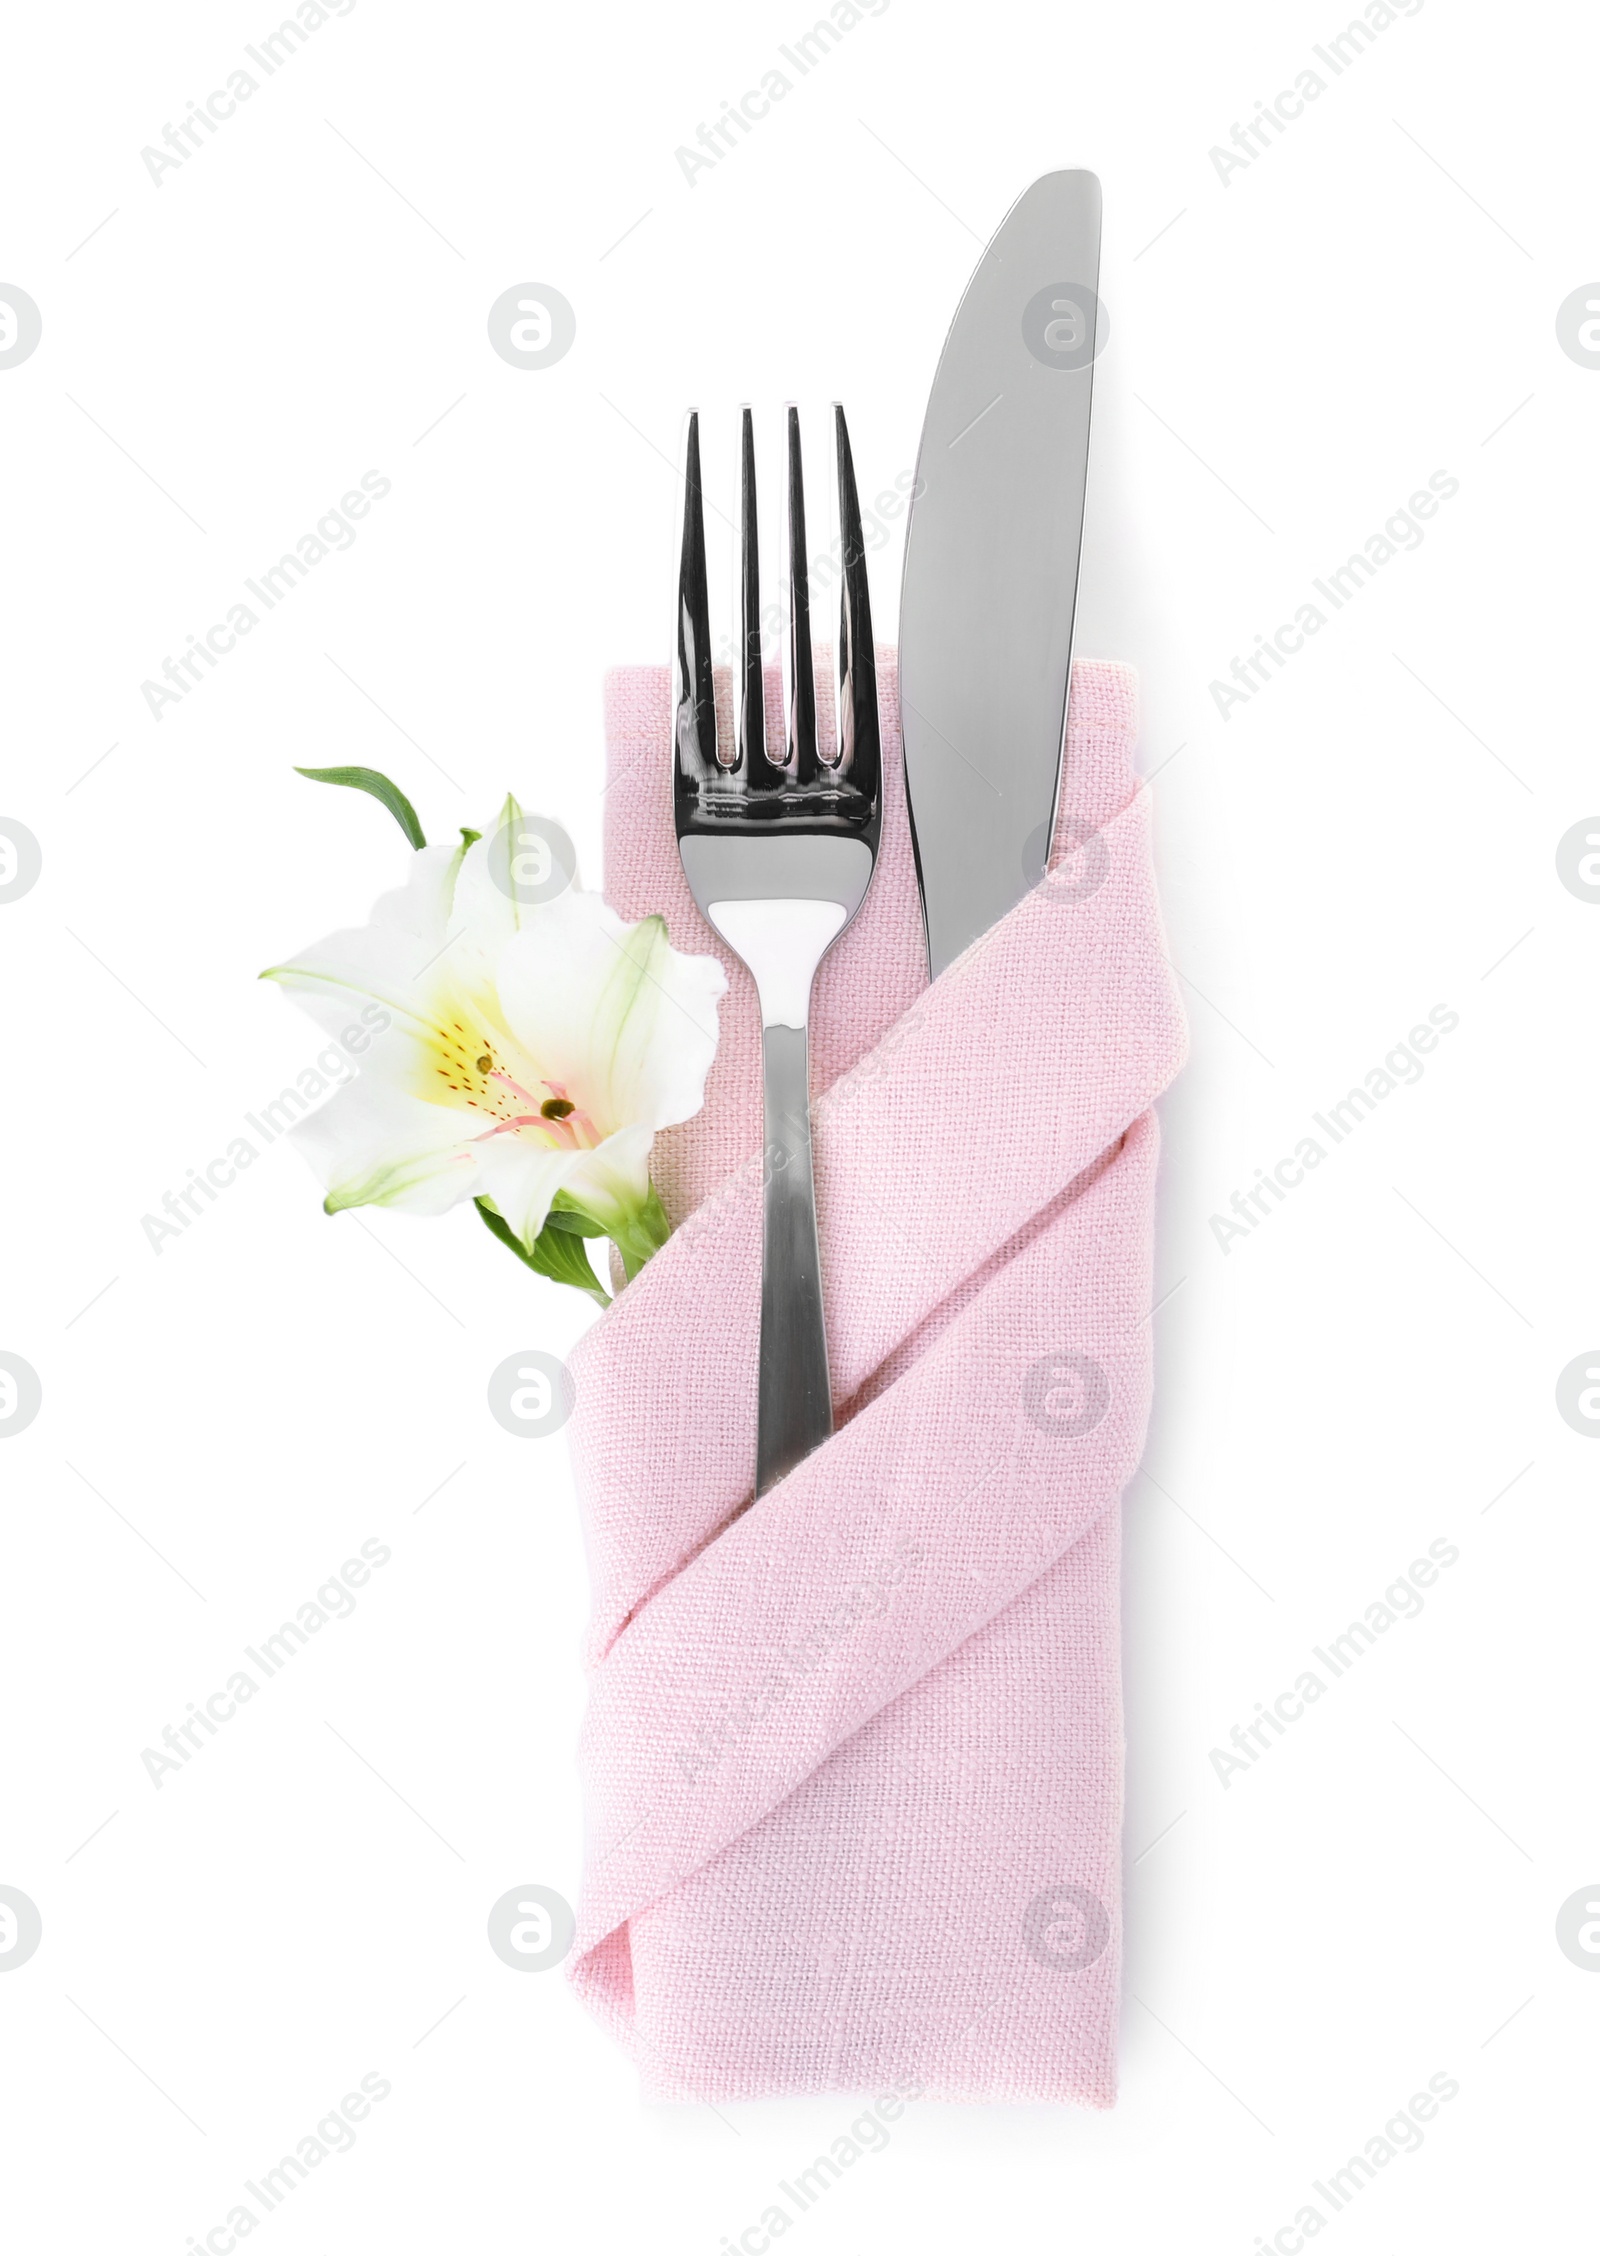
[471,1133,589,1253]
[261,842,465,1041]
[495,892,725,1134]
[285,1073,479,1217]
[555,1121,655,1232]
[447,794,542,963]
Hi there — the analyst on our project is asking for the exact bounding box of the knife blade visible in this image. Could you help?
[898,170,1102,978]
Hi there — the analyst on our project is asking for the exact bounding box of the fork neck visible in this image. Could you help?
[703,897,848,1031]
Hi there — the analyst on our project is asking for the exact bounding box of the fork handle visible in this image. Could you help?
[757,1020,832,1495]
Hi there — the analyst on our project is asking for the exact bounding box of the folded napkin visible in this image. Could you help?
[565,656,1186,2105]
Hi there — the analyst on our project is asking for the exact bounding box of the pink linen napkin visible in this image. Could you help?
[565,655,1186,2105]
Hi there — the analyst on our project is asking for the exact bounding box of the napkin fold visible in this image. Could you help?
[565,656,1185,2104]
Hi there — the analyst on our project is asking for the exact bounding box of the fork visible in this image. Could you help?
[674,403,882,1497]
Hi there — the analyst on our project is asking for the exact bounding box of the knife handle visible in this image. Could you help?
[756,1020,832,1495]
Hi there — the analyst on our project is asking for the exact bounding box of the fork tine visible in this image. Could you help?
[735,408,787,792]
[733,407,762,779]
[783,405,820,784]
[673,409,720,796]
[832,403,880,801]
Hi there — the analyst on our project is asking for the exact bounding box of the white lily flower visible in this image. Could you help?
[262,798,725,1285]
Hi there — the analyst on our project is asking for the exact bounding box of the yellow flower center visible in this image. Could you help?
[424,1015,599,1150]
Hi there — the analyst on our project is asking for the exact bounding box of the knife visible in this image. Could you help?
[898,170,1102,977]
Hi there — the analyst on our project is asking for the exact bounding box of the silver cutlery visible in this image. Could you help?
[674,404,882,1497]
[899,169,1102,974]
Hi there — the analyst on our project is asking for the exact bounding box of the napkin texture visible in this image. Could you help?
[565,655,1185,2105]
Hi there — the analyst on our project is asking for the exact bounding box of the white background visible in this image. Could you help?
[1,0,1593,2248]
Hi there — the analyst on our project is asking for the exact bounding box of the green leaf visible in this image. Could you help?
[294,765,427,849]
[474,1197,610,1307]
[544,1195,609,1238]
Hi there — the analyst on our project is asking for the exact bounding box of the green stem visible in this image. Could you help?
[607,1183,672,1284]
